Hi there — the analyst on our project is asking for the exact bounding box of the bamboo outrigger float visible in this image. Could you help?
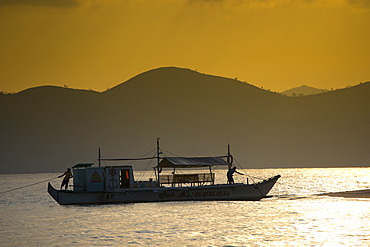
[48,139,281,205]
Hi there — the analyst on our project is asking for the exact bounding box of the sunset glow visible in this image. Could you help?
[0,0,369,93]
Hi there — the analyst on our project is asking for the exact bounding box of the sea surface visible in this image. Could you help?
[1,167,370,246]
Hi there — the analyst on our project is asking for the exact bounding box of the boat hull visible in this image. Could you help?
[48,175,280,205]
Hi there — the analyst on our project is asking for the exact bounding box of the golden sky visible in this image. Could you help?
[0,0,369,93]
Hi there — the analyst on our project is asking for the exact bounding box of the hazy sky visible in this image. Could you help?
[1,0,369,93]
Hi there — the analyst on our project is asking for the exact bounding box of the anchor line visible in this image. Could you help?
[0,176,59,194]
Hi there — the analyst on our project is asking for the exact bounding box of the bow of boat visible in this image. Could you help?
[48,182,60,204]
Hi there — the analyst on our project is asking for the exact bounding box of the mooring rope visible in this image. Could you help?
[0,176,59,194]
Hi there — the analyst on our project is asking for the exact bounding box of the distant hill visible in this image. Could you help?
[282,85,328,96]
[1,67,369,173]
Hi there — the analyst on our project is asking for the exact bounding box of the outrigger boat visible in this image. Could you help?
[48,140,281,205]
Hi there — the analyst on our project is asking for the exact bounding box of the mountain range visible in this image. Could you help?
[1,67,369,173]
[282,85,328,96]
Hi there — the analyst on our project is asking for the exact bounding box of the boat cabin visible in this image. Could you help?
[72,163,159,192]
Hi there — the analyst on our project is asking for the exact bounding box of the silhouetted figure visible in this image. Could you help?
[227,166,243,184]
[58,168,73,190]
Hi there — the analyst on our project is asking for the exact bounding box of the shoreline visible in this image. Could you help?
[320,189,370,199]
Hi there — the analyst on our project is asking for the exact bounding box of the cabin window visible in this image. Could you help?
[120,169,131,188]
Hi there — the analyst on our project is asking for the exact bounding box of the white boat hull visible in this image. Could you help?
[48,175,280,205]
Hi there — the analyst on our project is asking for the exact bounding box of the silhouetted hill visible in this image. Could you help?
[282,85,328,96]
[1,67,369,173]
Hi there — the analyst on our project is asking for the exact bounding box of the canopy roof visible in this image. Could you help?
[72,163,94,168]
[157,156,229,168]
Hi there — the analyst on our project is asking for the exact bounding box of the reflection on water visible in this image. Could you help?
[1,168,370,246]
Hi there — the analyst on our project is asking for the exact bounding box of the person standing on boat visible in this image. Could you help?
[58,168,73,190]
[227,166,244,184]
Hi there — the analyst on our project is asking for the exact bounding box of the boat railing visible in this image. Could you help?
[159,173,215,187]
[131,180,160,189]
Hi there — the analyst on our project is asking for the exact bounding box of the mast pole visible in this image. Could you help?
[157,138,161,183]
[99,147,101,167]
[227,143,232,170]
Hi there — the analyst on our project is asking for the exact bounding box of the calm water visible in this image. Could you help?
[1,168,370,246]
